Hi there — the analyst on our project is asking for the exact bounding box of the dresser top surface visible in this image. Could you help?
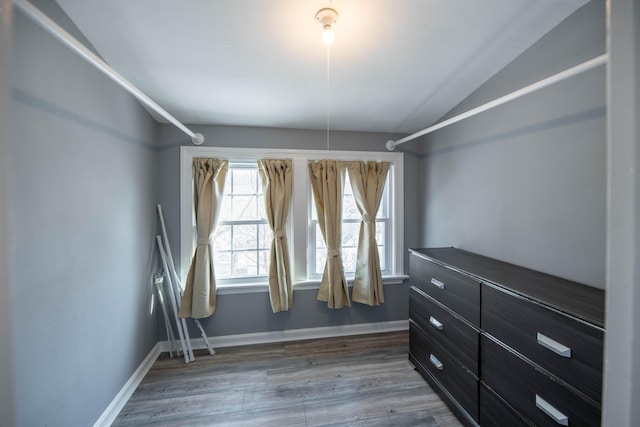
[410,247,605,328]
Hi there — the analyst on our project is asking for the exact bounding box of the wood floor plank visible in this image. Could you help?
[113,390,244,426]
[303,386,444,426]
[315,409,441,427]
[113,331,463,427]
[265,354,408,386]
[144,404,308,427]
[243,366,427,411]
[127,370,267,402]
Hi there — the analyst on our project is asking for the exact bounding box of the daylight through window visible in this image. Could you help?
[309,172,390,277]
[214,164,269,279]
[180,147,404,288]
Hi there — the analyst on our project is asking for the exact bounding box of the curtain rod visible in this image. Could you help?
[14,0,205,145]
[386,54,608,151]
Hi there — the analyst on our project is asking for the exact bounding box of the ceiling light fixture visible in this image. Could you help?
[315,8,338,45]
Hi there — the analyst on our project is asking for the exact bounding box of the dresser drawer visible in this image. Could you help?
[479,382,533,427]
[410,253,480,327]
[482,283,603,404]
[410,322,478,422]
[481,335,601,427]
[409,286,479,375]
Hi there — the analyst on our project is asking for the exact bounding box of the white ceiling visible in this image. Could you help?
[55,0,588,134]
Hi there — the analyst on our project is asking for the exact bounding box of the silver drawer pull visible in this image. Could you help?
[429,354,443,370]
[537,333,572,358]
[536,395,569,426]
[429,316,444,330]
[430,278,445,290]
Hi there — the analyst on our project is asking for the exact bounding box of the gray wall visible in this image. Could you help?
[414,0,606,288]
[603,0,640,425]
[157,125,419,337]
[1,1,16,425]
[10,2,159,426]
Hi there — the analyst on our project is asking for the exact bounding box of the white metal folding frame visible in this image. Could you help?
[157,205,215,357]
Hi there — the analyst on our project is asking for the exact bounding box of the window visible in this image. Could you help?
[214,164,269,280]
[180,147,404,290]
[309,172,391,277]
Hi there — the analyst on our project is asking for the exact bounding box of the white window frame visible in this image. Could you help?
[308,171,393,279]
[180,146,404,292]
[215,162,270,282]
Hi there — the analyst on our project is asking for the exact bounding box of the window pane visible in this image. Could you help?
[258,250,270,276]
[223,174,232,195]
[342,195,360,219]
[214,251,232,278]
[232,169,258,195]
[257,194,266,219]
[258,223,271,250]
[375,222,385,245]
[214,225,232,251]
[342,222,360,247]
[376,194,388,218]
[344,174,353,195]
[376,222,386,270]
[342,247,357,272]
[212,165,269,280]
[231,195,258,220]
[315,224,326,249]
[377,174,389,218]
[315,247,326,275]
[233,224,257,250]
[233,251,258,277]
[219,194,232,219]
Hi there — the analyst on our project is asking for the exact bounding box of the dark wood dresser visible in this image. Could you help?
[408,247,605,427]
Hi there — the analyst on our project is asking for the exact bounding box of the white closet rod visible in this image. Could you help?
[14,0,205,145]
[386,54,608,151]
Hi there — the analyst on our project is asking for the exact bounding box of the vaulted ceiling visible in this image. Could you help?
[55,0,589,134]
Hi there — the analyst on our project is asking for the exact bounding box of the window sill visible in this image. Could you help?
[216,275,409,295]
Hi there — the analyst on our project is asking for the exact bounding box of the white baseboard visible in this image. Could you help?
[93,342,161,427]
[159,319,409,352]
[95,321,408,426]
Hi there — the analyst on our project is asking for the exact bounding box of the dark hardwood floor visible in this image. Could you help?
[113,331,462,426]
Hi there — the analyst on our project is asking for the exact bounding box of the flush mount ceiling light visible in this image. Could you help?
[315,7,338,45]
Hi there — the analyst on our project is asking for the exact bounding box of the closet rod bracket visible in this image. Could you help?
[191,133,205,145]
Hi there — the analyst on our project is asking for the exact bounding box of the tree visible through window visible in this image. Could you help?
[213,164,269,279]
[180,146,403,287]
[310,172,389,276]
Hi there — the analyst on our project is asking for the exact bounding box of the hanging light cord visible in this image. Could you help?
[327,0,333,151]
[326,46,331,151]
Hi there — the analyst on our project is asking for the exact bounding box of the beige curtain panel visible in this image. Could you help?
[348,161,390,306]
[258,159,294,313]
[179,158,228,319]
[309,160,350,309]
